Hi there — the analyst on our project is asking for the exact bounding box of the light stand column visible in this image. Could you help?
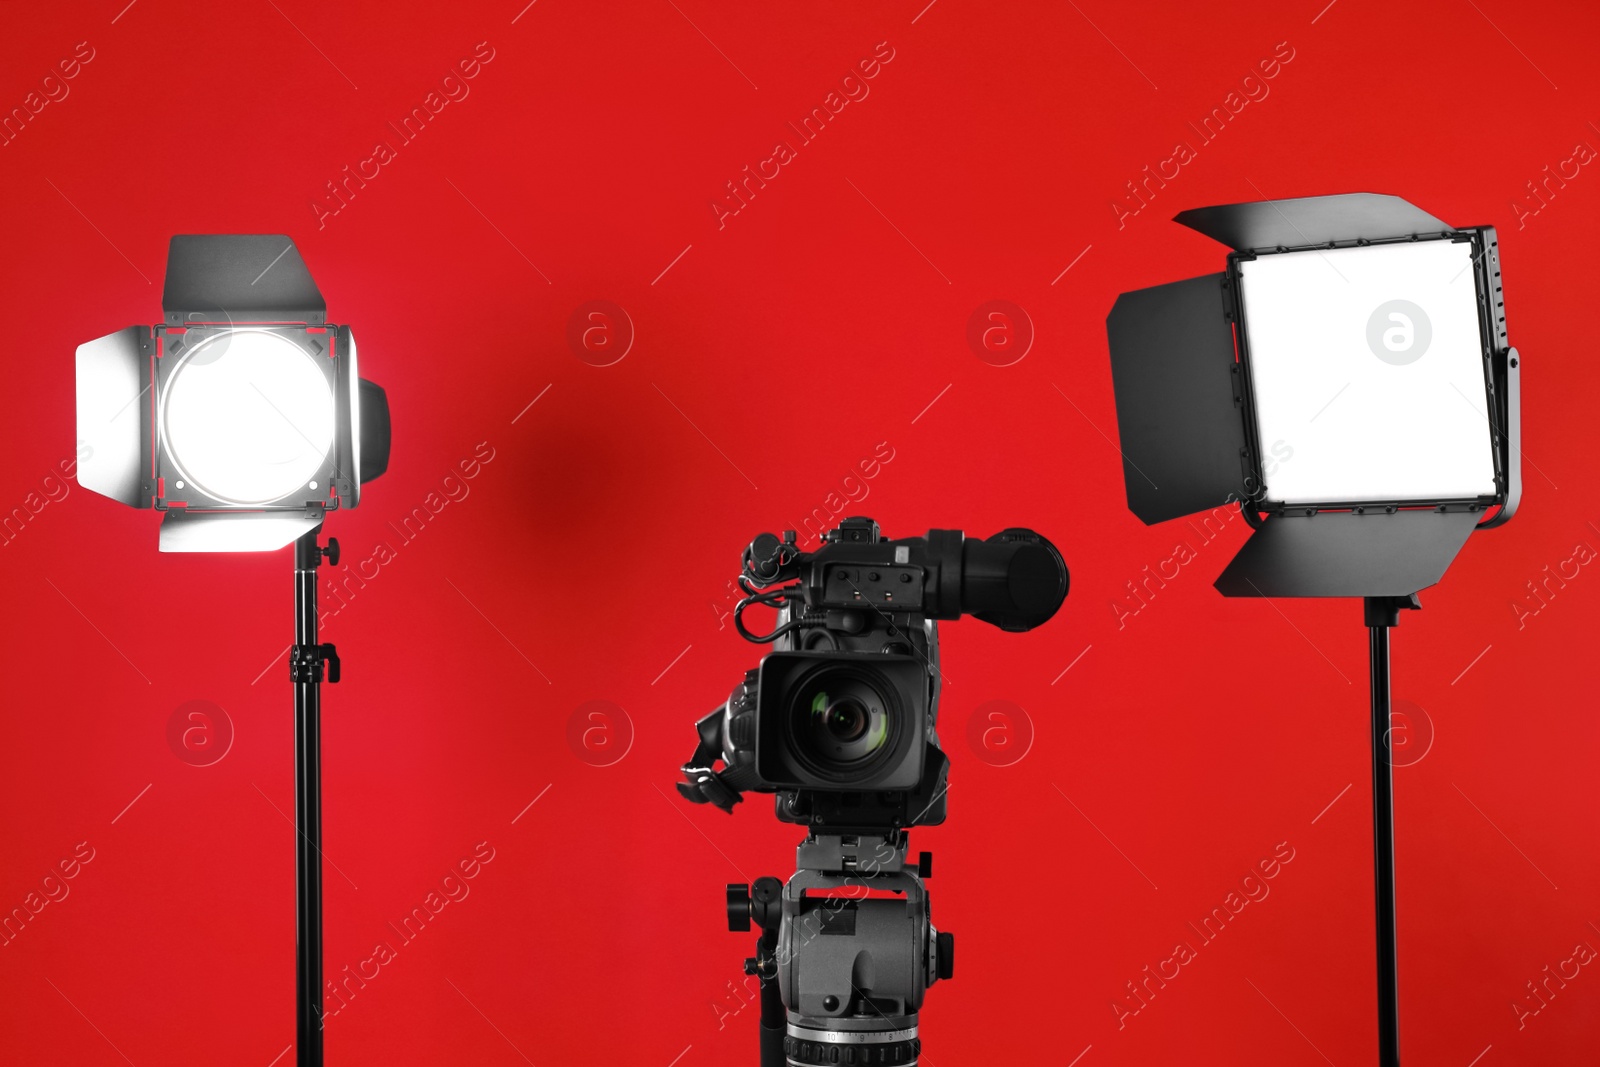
[292,531,340,1067]
[1363,593,1417,1067]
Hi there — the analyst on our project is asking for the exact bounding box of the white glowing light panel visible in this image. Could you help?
[1239,240,1497,505]
[160,330,335,506]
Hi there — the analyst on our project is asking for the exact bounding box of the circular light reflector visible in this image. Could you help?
[162,330,335,506]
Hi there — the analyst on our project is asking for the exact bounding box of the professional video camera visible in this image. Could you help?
[678,517,1067,1066]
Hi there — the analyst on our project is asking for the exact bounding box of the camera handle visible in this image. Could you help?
[676,706,765,812]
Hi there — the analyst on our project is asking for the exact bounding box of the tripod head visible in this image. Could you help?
[728,832,950,1066]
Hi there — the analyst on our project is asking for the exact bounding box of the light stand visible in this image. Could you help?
[292,530,341,1067]
[1104,194,1523,1064]
[75,235,390,1067]
[1365,593,1416,1067]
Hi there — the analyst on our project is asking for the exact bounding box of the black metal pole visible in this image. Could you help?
[294,531,325,1067]
[1364,595,1413,1067]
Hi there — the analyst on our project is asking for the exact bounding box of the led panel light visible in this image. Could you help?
[1105,192,1519,600]
[1238,240,1497,506]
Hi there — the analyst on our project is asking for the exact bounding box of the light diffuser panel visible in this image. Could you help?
[1239,240,1496,505]
[160,330,335,506]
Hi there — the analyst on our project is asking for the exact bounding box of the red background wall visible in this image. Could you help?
[2,1,1596,1064]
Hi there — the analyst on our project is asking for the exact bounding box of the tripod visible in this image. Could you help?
[727,832,953,1067]
[291,530,341,1067]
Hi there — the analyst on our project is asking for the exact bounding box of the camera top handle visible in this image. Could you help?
[740,519,1069,634]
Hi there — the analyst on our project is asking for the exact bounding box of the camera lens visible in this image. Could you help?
[787,667,899,783]
[818,695,869,743]
[804,688,884,763]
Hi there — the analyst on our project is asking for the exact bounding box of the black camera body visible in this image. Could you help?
[679,517,1068,832]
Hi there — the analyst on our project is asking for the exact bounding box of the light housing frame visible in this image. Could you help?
[1228,231,1511,514]
[76,235,389,552]
[155,324,352,508]
[1106,192,1520,598]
